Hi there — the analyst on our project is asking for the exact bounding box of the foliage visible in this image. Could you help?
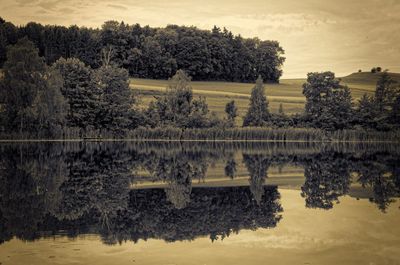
[0,38,46,133]
[225,100,238,127]
[52,57,100,132]
[29,69,68,137]
[144,70,216,128]
[375,71,396,112]
[243,76,270,126]
[0,18,285,83]
[94,65,136,134]
[355,72,400,130]
[243,154,271,204]
[303,72,353,130]
[1,142,399,245]
[0,38,67,137]
[224,158,237,179]
[301,153,351,209]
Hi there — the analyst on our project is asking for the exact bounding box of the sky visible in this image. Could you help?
[1,0,399,78]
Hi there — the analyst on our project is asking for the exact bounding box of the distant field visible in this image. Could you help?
[130,72,398,123]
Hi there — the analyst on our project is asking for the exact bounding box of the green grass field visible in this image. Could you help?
[131,72,400,124]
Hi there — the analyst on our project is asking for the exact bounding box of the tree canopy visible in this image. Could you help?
[0,18,285,83]
[302,72,353,130]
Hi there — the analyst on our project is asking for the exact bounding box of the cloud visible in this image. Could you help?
[58,7,76,14]
[37,0,64,10]
[15,0,40,6]
[107,4,128,10]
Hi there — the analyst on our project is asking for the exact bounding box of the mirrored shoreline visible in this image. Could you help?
[0,141,399,246]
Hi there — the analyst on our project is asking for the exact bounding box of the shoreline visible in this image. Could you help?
[1,138,399,143]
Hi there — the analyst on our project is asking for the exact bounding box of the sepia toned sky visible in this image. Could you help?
[1,0,399,78]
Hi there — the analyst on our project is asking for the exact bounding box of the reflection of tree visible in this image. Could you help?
[301,153,351,209]
[4,186,282,245]
[2,142,400,246]
[224,156,237,179]
[243,154,271,204]
[356,161,399,212]
[0,144,65,243]
[163,159,193,209]
[150,152,209,209]
[126,186,282,243]
[55,143,134,225]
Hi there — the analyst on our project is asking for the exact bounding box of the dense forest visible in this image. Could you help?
[0,17,285,82]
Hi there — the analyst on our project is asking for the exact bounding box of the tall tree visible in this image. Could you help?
[30,69,68,137]
[357,94,379,128]
[0,18,18,67]
[278,103,284,114]
[375,71,395,112]
[100,21,132,67]
[224,157,237,179]
[0,38,46,134]
[94,65,136,133]
[52,58,100,133]
[225,100,238,127]
[243,75,270,126]
[390,95,400,126]
[243,154,270,204]
[254,40,285,83]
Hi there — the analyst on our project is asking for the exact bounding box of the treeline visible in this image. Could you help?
[139,68,400,133]
[0,17,285,82]
[238,71,400,131]
[0,37,400,140]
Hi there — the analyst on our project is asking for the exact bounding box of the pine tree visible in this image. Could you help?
[375,71,395,112]
[225,100,238,126]
[165,69,193,127]
[278,103,284,114]
[224,158,237,179]
[357,94,378,128]
[243,75,270,126]
[390,95,400,126]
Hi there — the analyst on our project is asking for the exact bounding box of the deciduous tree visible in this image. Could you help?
[52,57,100,133]
[0,38,46,134]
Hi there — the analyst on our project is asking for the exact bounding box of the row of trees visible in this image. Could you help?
[240,71,400,131]
[0,38,137,137]
[0,17,285,82]
[1,37,399,137]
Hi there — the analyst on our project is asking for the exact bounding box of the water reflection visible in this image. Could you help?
[301,152,351,209]
[0,141,399,246]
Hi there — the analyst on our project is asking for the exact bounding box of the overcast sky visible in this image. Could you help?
[1,0,399,78]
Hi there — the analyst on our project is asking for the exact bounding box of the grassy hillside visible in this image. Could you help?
[130,72,398,124]
[341,71,400,85]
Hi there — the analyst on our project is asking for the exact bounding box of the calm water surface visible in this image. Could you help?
[0,142,399,265]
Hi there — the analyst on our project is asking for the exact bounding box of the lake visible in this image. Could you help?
[0,141,399,265]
